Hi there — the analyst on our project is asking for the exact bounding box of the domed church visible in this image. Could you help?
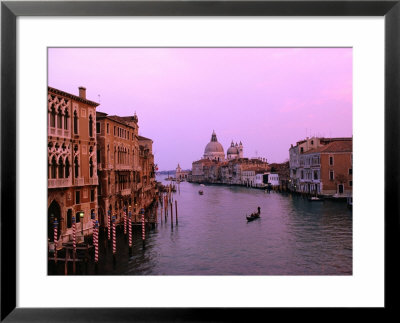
[203,130,225,161]
[227,141,243,160]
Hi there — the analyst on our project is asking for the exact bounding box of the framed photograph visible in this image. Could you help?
[2,0,399,321]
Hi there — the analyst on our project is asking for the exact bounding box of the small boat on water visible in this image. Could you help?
[198,190,204,195]
[246,213,260,221]
[308,195,323,202]
[200,184,205,187]
[246,207,261,222]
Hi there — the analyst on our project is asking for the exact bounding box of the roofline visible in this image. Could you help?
[48,86,99,107]
[138,135,153,142]
[96,112,138,130]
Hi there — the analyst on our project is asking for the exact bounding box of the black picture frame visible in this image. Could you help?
[1,0,399,321]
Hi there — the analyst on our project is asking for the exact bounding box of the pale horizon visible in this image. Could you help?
[48,47,353,170]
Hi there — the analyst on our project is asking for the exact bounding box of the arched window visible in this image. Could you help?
[51,156,57,179]
[57,108,63,128]
[73,110,78,135]
[58,157,64,179]
[64,109,69,130]
[50,105,56,128]
[65,157,70,178]
[74,156,79,178]
[89,157,93,178]
[89,115,93,137]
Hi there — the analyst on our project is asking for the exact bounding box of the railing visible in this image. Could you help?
[88,177,98,185]
[115,165,132,171]
[48,178,72,188]
[48,127,70,138]
[120,188,131,196]
[74,178,84,186]
[144,184,152,191]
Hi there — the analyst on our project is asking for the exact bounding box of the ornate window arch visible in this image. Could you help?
[50,104,56,128]
[73,110,79,135]
[58,156,64,179]
[74,156,79,178]
[89,114,93,137]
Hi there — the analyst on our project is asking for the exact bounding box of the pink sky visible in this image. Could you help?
[48,48,352,170]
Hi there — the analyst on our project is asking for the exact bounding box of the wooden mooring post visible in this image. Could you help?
[170,200,173,228]
[175,200,178,225]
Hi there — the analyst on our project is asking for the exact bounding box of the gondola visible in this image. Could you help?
[246,213,260,221]
[246,207,261,221]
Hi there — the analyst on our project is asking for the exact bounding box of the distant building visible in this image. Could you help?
[203,131,225,161]
[289,137,352,196]
[48,86,99,244]
[269,161,290,190]
[175,164,189,181]
[267,173,280,187]
[191,131,269,185]
[227,141,244,160]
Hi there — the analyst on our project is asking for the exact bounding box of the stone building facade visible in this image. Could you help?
[190,131,269,185]
[289,137,352,196]
[48,86,99,244]
[96,112,157,225]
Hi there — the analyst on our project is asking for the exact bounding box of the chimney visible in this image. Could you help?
[78,86,86,99]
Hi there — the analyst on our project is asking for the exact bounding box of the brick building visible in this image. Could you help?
[48,86,99,244]
[289,136,352,195]
[96,112,157,225]
[292,138,352,196]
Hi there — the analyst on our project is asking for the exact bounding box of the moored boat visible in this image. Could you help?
[308,195,323,202]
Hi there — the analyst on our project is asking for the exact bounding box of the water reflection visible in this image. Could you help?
[54,177,352,275]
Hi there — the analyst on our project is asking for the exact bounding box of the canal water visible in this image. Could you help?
[51,177,352,275]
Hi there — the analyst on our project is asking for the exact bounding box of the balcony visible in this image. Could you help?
[48,127,70,139]
[88,177,98,185]
[48,178,72,188]
[74,178,84,186]
[115,165,132,171]
[144,184,152,192]
[120,188,131,196]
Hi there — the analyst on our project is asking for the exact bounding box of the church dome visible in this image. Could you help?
[205,141,224,154]
[227,142,239,155]
[203,131,225,161]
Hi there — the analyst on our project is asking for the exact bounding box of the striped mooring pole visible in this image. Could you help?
[94,220,99,263]
[72,216,76,273]
[112,215,116,255]
[128,209,132,254]
[91,210,95,239]
[107,210,111,240]
[53,219,58,263]
[141,208,145,248]
[72,216,76,253]
[123,207,127,235]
